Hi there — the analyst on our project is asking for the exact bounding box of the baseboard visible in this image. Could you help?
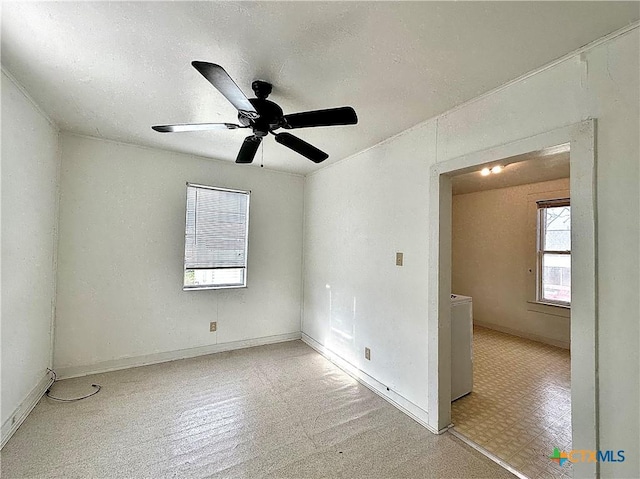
[301,333,437,434]
[1,372,54,449]
[474,321,570,350]
[56,332,302,379]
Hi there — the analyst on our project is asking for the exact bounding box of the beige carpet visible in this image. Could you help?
[2,340,514,478]
[452,327,571,479]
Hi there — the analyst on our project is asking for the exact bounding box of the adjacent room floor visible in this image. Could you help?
[452,326,571,479]
[2,340,514,479]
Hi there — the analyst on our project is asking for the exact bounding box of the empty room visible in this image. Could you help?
[1,2,639,479]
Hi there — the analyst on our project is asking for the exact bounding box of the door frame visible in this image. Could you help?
[427,120,597,479]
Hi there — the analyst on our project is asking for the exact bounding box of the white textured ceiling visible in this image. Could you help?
[452,149,570,195]
[2,2,638,175]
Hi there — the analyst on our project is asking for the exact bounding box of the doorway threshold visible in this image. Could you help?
[449,427,529,479]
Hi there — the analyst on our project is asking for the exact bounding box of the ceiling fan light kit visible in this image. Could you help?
[152,62,358,165]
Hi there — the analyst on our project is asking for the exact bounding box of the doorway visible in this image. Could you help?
[449,151,571,477]
[427,121,597,479]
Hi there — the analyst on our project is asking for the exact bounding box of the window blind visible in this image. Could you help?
[184,184,249,270]
[536,198,570,209]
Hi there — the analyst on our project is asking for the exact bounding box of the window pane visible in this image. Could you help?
[543,206,570,251]
[184,184,250,290]
[542,254,571,303]
[184,268,245,288]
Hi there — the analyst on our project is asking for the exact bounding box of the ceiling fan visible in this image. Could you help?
[152,61,358,164]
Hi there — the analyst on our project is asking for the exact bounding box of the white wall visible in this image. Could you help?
[303,121,435,413]
[54,133,304,374]
[452,178,570,348]
[1,71,59,431]
[303,28,638,477]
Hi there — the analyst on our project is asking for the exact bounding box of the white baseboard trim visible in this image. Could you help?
[56,332,302,379]
[474,321,570,350]
[1,372,54,449]
[301,333,437,435]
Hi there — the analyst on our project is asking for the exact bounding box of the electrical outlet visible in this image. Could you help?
[365,347,371,360]
[210,321,217,332]
[396,252,404,266]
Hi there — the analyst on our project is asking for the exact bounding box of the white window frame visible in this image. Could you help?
[183,183,250,291]
[536,198,571,307]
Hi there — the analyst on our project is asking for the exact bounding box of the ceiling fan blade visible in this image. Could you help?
[236,135,262,164]
[284,106,357,130]
[275,132,329,163]
[152,123,243,133]
[192,61,258,118]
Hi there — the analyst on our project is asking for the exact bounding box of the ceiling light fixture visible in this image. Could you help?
[481,168,491,176]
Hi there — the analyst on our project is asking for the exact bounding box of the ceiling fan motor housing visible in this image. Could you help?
[242,97,285,136]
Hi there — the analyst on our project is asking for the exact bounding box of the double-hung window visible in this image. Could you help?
[537,198,570,305]
[183,183,250,290]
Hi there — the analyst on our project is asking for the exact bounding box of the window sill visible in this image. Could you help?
[527,300,570,318]
[183,284,247,291]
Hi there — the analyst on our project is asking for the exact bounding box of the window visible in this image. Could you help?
[183,183,250,290]
[537,199,570,305]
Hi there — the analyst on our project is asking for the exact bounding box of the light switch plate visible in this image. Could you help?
[396,252,404,266]
[210,321,217,332]
[365,347,371,360]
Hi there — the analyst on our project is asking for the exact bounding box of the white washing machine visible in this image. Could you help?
[451,294,473,401]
